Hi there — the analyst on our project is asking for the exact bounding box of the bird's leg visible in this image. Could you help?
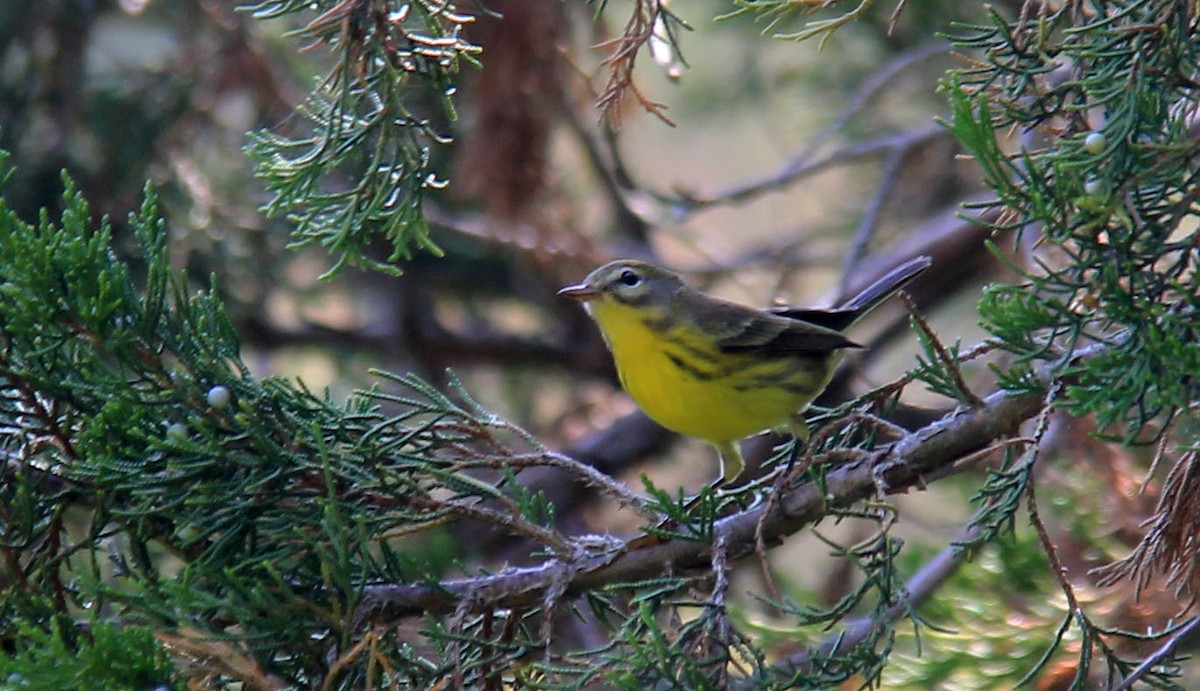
[787,416,811,445]
[631,444,736,547]
[714,440,745,488]
[770,416,809,471]
[675,441,743,515]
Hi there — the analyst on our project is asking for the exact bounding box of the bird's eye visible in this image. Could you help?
[618,269,642,287]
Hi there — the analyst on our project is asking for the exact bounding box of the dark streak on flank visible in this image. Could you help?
[669,337,801,382]
[666,337,723,367]
[730,357,827,394]
[665,352,719,381]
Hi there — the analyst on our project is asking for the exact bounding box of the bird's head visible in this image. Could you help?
[558,260,685,316]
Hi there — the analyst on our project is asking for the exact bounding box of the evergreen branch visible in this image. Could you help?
[594,0,683,126]
[244,0,479,276]
[944,0,1200,442]
[358,344,1102,622]
[0,169,637,683]
[902,291,983,406]
[775,0,876,47]
[719,0,901,47]
[778,523,981,676]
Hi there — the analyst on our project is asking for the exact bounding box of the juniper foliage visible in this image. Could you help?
[3,0,1200,688]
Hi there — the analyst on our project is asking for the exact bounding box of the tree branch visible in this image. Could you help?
[357,344,1097,624]
[1113,615,1200,691]
[777,523,982,674]
[674,123,949,213]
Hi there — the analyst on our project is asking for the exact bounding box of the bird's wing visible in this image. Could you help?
[767,306,860,332]
[693,299,861,356]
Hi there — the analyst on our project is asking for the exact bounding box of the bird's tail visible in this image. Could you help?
[769,255,932,332]
[837,255,932,318]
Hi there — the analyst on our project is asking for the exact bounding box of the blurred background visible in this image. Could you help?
[2,0,1190,686]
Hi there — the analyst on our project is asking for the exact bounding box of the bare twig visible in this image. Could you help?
[754,445,799,604]
[1024,382,1081,613]
[841,147,908,294]
[157,628,288,690]
[1138,408,1177,492]
[887,0,911,36]
[709,529,736,684]
[558,104,655,245]
[412,489,574,556]
[669,41,949,217]
[674,123,948,213]
[1112,615,1200,691]
[321,630,380,691]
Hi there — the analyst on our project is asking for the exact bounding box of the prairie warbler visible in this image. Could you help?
[559,255,931,485]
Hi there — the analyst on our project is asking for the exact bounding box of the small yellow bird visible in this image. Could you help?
[559,255,931,485]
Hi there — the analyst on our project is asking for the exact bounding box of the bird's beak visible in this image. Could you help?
[558,283,599,301]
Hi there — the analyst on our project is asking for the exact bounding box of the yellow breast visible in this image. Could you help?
[587,299,837,443]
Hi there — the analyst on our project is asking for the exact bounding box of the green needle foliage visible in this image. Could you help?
[244,0,480,277]
[0,154,934,687]
[4,0,1199,687]
[0,619,178,690]
[944,1,1200,441]
[927,1,1200,685]
[0,158,583,686]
